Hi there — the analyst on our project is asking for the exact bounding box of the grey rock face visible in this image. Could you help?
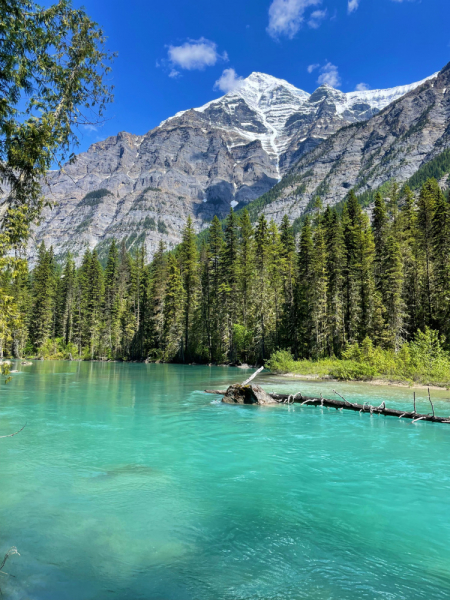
[31,71,437,263]
[255,65,450,226]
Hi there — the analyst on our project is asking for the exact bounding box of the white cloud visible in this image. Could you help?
[308,9,327,28]
[214,68,244,93]
[307,63,320,73]
[82,124,98,132]
[347,0,359,13]
[167,38,227,71]
[355,82,370,91]
[317,62,341,88]
[267,0,321,39]
[169,69,180,78]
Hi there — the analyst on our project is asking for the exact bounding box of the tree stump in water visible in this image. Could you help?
[222,384,277,405]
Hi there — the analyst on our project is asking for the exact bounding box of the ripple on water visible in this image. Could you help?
[1,362,450,600]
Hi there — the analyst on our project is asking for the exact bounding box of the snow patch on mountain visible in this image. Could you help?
[159,71,439,166]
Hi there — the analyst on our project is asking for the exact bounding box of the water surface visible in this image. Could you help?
[1,362,450,599]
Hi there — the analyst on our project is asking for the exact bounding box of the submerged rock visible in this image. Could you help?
[222,384,277,405]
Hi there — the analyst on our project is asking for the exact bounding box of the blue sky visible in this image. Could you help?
[74,0,449,154]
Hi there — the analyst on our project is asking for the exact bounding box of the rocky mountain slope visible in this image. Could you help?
[32,71,437,262]
[247,63,450,226]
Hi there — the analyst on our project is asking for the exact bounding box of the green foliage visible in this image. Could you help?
[408,148,450,190]
[78,189,113,207]
[157,220,168,234]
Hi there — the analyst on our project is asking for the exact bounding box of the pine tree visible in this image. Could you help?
[208,216,224,361]
[310,206,328,358]
[58,253,76,345]
[104,240,119,352]
[179,216,199,360]
[30,242,56,350]
[146,241,168,357]
[399,185,420,338]
[163,253,184,360]
[237,209,254,329]
[383,234,405,350]
[221,208,239,359]
[279,214,296,349]
[323,207,345,356]
[372,191,388,296]
[87,249,104,358]
[432,186,450,339]
[417,178,438,326]
[254,214,273,361]
[295,216,313,357]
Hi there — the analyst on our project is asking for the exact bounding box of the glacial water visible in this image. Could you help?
[1,362,450,600]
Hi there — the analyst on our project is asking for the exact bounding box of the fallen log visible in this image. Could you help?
[205,384,450,424]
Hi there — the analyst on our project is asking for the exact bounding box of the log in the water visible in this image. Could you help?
[204,386,450,425]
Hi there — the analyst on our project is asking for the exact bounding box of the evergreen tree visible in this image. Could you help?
[432,186,450,339]
[146,241,168,356]
[279,215,296,349]
[254,215,273,361]
[417,178,438,326]
[179,216,199,360]
[58,253,76,345]
[323,207,345,356]
[221,208,239,359]
[295,216,313,357]
[237,209,254,329]
[29,243,56,350]
[310,205,328,357]
[372,191,388,296]
[104,240,120,352]
[383,234,405,350]
[163,254,184,359]
[208,216,224,361]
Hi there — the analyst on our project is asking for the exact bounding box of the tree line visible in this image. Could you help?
[1,178,449,364]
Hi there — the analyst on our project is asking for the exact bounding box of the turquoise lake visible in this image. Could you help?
[1,362,450,599]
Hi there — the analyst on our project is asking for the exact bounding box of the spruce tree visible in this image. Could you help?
[432,186,450,339]
[279,215,296,349]
[221,208,239,360]
[237,209,254,329]
[163,253,184,360]
[295,216,313,357]
[254,214,272,361]
[30,242,56,350]
[417,178,438,326]
[323,207,345,356]
[179,216,199,360]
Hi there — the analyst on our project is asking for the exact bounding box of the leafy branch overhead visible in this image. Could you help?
[0,0,115,246]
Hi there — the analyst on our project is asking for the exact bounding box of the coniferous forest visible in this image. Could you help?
[2,179,450,379]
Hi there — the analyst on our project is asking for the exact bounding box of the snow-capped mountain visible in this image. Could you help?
[32,68,439,264]
[162,71,437,173]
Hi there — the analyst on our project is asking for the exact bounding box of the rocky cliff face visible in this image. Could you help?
[249,64,450,226]
[33,71,437,262]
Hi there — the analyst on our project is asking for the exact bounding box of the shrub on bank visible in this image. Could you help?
[266,328,450,387]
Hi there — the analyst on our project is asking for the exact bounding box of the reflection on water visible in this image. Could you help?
[1,361,450,599]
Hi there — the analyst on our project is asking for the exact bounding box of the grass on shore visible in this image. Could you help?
[266,329,450,389]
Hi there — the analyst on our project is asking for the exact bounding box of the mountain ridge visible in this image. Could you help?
[30,67,443,263]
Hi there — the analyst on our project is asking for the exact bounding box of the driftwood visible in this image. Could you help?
[205,369,450,425]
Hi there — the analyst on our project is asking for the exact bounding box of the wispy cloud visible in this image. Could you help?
[308,9,327,28]
[214,68,244,93]
[82,124,99,133]
[167,38,228,72]
[307,63,320,73]
[355,82,370,91]
[347,0,359,13]
[267,0,322,39]
[317,62,341,87]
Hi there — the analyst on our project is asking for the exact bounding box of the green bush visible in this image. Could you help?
[329,361,378,381]
[266,329,450,386]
